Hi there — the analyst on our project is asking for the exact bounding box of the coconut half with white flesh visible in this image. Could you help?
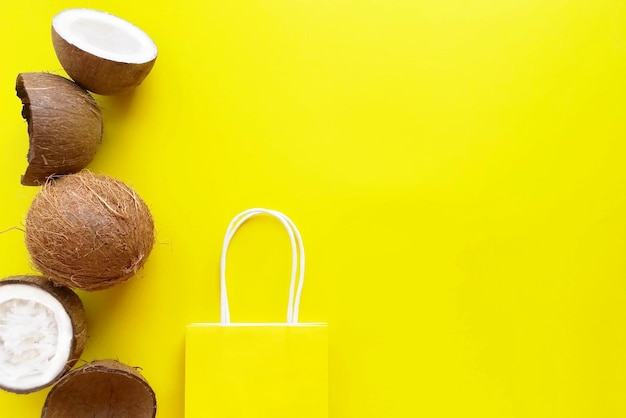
[0,276,86,394]
[52,8,158,95]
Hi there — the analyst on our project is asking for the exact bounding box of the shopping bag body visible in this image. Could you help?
[185,323,328,418]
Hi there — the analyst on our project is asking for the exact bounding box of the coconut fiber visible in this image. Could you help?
[25,171,155,291]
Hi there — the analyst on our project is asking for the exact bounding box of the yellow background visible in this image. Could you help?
[1,0,626,416]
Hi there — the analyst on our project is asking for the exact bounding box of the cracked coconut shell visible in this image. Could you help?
[25,171,155,291]
[16,72,103,186]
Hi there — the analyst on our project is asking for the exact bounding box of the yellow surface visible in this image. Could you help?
[1,0,626,416]
[186,324,328,418]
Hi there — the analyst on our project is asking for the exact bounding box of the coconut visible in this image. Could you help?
[16,72,103,186]
[42,359,157,417]
[0,275,86,394]
[25,171,155,291]
[52,8,158,95]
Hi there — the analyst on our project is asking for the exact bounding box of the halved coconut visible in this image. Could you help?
[42,359,157,417]
[52,8,158,95]
[16,72,103,186]
[0,276,86,394]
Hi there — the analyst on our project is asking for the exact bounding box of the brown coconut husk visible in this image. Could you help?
[0,275,87,394]
[16,72,103,186]
[42,359,157,418]
[25,171,155,291]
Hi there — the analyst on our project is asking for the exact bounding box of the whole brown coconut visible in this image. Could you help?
[42,359,157,418]
[25,171,155,291]
[0,276,86,394]
[16,73,103,186]
[52,8,158,95]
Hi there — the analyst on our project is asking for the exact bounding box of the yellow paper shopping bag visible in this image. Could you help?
[185,208,328,418]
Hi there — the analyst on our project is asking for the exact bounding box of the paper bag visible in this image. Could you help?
[186,208,328,418]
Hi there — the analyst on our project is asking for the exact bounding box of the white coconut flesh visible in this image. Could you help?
[53,8,157,64]
[0,284,73,391]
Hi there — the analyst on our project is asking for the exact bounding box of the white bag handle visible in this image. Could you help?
[220,208,305,325]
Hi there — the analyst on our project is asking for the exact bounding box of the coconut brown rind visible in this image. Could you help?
[52,28,156,95]
[25,171,155,291]
[0,275,87,394]
[42,359,157,418]
[16,73,103,186]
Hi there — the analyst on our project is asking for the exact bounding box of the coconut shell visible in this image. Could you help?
[0,275,87,394]
[42,359,157,418]
[16,72,103,186]
[25,171,155,291]
[52,26,156,95]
